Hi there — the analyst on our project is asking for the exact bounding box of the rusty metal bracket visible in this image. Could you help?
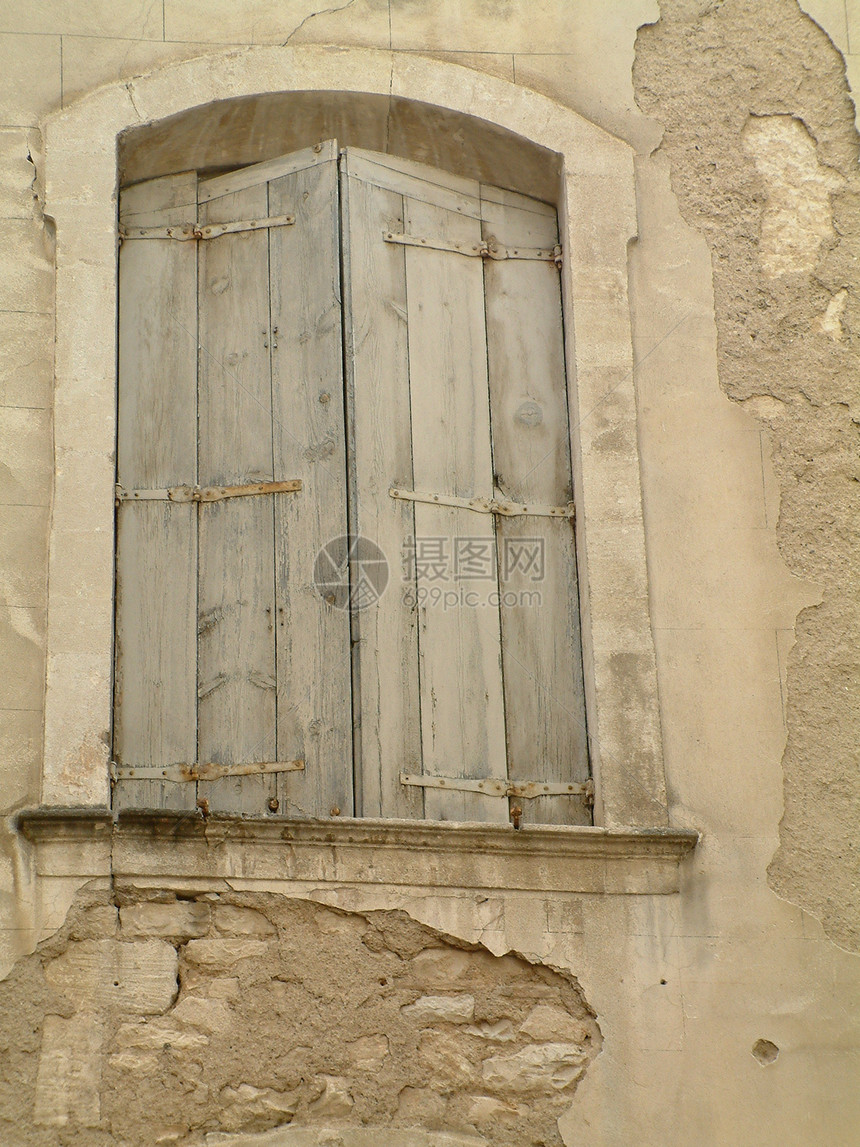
[116,479,301,505]
[110,760,305,783]
[389,487,574,520]
[119,214,296,241]
[384,231,562,266]
[400,773,592,800]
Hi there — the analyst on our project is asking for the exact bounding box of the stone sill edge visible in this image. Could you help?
[15,808,699,861]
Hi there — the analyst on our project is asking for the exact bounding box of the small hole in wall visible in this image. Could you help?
[751,1038,779,1065]
[113,981,119,987]
[379,977,388,986]
[660,979,667,985]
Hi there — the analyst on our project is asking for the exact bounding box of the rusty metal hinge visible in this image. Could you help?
[400,773,592,800]
[383,231,562,267]
[389,487,574,519]
[119,214,296,241]
[116,479,301,505]
[110,759,305,783]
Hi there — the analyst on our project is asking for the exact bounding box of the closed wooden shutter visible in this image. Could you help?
[114,142,352,818]
[114,143,590,826]
[341,150,590,826]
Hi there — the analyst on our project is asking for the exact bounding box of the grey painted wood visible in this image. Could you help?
[482,191,591,826]
[268,148,352,819]
[195,180,278,814]
[403,185,509,824]
[340,151,423,820]
[114,172,199,811]
[198,141,338,203]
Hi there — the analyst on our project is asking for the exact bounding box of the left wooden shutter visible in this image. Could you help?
[114,172,200,811]
[114,144,351,817]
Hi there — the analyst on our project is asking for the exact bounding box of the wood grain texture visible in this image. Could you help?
[114,172,199,812]
[268,151,352,819]
[482,191,591,826]
[341,153,423,820]
[196,181,277,814]
[404,189,508,825]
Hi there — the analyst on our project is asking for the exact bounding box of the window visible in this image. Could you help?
[112,141,592,828]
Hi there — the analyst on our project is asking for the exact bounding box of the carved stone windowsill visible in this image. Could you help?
[16,809,698,896]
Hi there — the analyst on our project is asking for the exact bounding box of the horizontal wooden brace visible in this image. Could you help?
[119,214,295,241]
[111,760,305,783]
[389,487,574,519]
[116,479,302,505]
[400,773,593,800]
[383,231,562,265]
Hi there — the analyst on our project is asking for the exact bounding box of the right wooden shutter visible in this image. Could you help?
[341,150,591,826]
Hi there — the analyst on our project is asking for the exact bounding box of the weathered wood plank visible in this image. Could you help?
[340,153,423,820]
[268,151,352,818]
[482,192,591,826]
[404,190,508,824]
[114,172,199,812]
[344,150,482,220]
[196,181,277,815]
[198,140,338,203]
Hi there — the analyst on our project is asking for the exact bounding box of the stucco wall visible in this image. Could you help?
[0,2,858,1145]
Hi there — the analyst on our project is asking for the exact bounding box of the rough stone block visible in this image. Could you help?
[170,996,233,1035]
[481,1043,587,1093]
[401,993,475,1024]
[308,1075,353,1118]
[213,904,276,936]
[183,937,271,968]
[418,1030,475,1087]
[44,938,179,1015]
[68,904,118,941]
[218,1082,300,1132]
[346,1034,389,1071]
[520,1004,591,1044]
[121,900,212,940]
[114,1018,209,1051]
[34,1014,102,1128]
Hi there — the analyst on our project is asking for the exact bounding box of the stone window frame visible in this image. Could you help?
[39,46,678,848]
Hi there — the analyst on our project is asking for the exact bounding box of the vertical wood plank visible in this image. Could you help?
[196,182,277,814]
[268,152,352,818]
[404,193,508,824]
[114,172,198,811]
[340,156,423,819]
[482,190,591,826]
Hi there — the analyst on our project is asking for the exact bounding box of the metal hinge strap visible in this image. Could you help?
[384,231,562,266]
[119,214,296,241]
[400,773,593,801]
[389,487,574,519]
[116,479,301,505]
[110,760,305,783]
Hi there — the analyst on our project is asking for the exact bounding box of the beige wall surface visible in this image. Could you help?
[0,1,858,1145]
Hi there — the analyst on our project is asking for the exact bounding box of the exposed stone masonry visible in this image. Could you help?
[0,888,599,1146]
